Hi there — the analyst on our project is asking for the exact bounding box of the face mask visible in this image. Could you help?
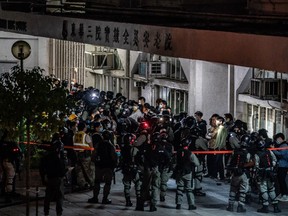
[159,104,163,109]
[276,139,281,145]
[99,126,104,132]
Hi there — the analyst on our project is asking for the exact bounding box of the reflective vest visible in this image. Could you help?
[73,131,90,151]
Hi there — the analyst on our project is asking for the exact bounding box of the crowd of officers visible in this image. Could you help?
[1,87,288,215]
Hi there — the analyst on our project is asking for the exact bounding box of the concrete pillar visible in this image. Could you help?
[187,61,229,120]
[228,64,235,116]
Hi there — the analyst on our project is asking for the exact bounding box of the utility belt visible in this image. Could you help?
[123,164,138,176]
[257,168,276,181]
[144,166,159,172]
[227,167,244,176]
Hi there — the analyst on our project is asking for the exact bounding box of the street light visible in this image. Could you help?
[11,40,31,216]
[11,40,31,72]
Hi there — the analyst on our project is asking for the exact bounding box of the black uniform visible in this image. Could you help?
[40,143,66,216]
[136,141,170,212]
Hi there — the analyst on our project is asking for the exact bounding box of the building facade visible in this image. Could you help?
[1,31,288,138]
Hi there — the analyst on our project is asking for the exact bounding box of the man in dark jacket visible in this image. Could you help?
[40,135,66,216]
[88,130,117,204]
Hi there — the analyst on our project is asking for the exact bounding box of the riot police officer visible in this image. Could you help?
[135,132,170,212]
[254,140,281,213]
[188,127,207,196]
[157,129,173,202]
[120,133,141,207]
[226,134,252,213]
[173,137,198,210]
[91,130,117,204]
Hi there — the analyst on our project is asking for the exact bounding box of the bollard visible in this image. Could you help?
[36,186,39,216]
[113,171,116,184]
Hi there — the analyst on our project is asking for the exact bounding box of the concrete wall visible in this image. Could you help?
[181,59,229,121]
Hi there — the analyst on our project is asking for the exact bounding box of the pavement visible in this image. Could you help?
[0,172,288,216]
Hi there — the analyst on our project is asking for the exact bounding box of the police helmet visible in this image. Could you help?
[102,130,113,141]
[139,121,149,131]
[121,108,131,118]
[180,136,192,147]
[250,132,259,143]
[183,116,196,128]
[160,114,170,124]
[159,129,168,140]
[190,126,201,137]
[258,129,268,139]
[106,91,114,100]
[256,139,266,150]
[117,118,128,132]
[100,91,106,98]
[240,134,250,148]
[179,112,188,121]
[123,133,136,145]
[151,132,160,143]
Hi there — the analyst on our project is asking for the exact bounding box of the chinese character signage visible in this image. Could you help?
[0,9,174,55]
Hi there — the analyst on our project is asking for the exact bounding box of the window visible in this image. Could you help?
[247,104,253,132]
[275,110,282,133]
[154,85,188,114]
[250,79,260,97]
[250,78,286,101]
[260,107,266,129]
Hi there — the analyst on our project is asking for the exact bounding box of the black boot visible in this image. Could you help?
[226,203,234,212]
[237,204,246,213]
[176,204,181,210]
[188,205,197,210]
[245,194,251,204]
[5,193,12,203]
[135,198,144,211]
[88,197,98,203]
[257,205,269,213]
[273,204,281,213]
[102,198,112,204]
[193,189,206,196]
[160,195,165,202]
[125,197,133,207]
[150,204,157,212]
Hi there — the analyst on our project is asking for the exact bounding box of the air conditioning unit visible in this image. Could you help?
[87,68,107,75]
[134,81,145,88]
[149,61,167,77]
[250,78,287,101]
[85,51,115,70]
[137,61,167,78]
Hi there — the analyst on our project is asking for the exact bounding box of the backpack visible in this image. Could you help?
[227,149,247,176]
[94,140,117,168]
[258,150,273,169]
[175,148,194,175]
[257,150,276,181]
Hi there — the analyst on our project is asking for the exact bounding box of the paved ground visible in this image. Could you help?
[0,172,288,216]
